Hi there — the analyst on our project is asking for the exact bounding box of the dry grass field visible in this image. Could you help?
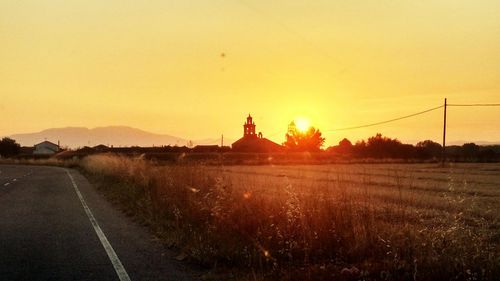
[79,155,499,280]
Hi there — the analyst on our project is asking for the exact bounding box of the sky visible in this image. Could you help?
[1,0,499,146]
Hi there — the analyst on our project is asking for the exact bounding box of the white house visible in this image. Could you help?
[34,141,60,155]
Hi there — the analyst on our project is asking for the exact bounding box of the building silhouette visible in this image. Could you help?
[33,140,60,155]
[232,114,283,152]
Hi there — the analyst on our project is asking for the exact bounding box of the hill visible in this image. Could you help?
[10,126,188,148]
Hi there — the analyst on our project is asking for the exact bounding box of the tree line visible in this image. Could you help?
[327,133,500,161]
[281,123,500,161]
[2,133,500,162]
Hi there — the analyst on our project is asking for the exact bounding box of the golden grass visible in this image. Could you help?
[78,155,499,280]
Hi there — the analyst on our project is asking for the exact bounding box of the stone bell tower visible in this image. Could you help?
[243,114,256,137]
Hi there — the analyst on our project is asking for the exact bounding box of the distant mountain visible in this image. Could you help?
[10,126,190,148]
[448,140,500,146]
[405,139,500,146]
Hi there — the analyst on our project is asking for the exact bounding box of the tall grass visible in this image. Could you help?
[80,154,499,280]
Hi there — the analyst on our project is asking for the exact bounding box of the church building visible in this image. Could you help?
[231,114,283,152]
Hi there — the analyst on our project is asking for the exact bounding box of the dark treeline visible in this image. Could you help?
[3,134,500,163]
[75,133,500,162]
[327,133,500,162]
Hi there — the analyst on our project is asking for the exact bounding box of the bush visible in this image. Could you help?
[0,137,21,158]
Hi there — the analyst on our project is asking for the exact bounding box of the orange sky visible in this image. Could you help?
[1,0,499,146]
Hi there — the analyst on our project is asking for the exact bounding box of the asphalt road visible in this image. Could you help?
[0,165,200,281]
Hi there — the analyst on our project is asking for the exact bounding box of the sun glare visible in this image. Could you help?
[295,117,310,132]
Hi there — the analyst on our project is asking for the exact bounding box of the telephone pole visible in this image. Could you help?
[442,98,447,166]
[220,134,224,166]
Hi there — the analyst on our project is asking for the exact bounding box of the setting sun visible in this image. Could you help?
[294,118,311,132]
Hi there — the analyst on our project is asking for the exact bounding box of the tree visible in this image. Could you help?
[353,140,367,157]
[365,133,404,158]
[0,137,21,158]
[339,138,352,148]
[462,143,479,159]
[283,121,325,152]
[331,138,353,154]
[416,140,442,158]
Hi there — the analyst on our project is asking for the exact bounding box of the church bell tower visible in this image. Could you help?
[243,114,256,137]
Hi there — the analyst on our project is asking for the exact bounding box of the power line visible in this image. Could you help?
[448,103,500,107]
[267,104,445,137]
[325,105,444,132]
[245,101,499,139]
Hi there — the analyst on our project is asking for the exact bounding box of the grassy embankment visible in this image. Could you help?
[74,154,500,280]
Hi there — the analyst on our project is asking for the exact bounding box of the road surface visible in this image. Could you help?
[0,165,201,281]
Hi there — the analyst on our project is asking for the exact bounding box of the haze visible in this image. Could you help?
[1,0,499,146]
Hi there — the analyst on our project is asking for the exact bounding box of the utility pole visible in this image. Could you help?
[220,134,224,167]
[442,98,447,167]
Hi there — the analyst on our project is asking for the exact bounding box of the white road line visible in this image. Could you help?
[66,170,132,281]
[12,179,17,182]
[4,183,10,186]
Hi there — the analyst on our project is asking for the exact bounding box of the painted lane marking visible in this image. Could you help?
[4,183,10,186]
[66,170,131,281]
[12,179,17,182]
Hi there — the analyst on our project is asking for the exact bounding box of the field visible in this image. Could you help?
[79,155,500,280]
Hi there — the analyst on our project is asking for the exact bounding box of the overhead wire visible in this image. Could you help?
[324,105,444,132]
[265,104,446,138]
[448,103,500,107]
